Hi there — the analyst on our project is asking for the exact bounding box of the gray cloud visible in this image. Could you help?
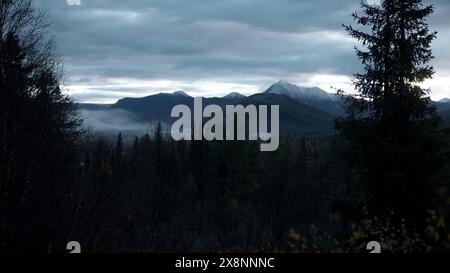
[35,0,450,102]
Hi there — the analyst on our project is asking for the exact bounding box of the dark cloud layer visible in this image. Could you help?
[35,0,450,102]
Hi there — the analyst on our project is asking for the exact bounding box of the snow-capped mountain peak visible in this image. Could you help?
[440,98,450,103]
[264,81,344,116]
[265,81,336,102]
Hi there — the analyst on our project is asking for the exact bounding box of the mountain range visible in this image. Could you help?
[78,81,450,136]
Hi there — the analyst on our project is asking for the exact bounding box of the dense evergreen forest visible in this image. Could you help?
[1,0,449,253]
[59,126,447,253]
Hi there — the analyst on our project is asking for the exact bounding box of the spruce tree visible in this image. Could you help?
[337,0,444,221]
[115,133,124,162]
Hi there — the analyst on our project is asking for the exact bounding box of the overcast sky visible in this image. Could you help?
[36,0,450,103]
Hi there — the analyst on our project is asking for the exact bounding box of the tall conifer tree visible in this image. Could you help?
[337,0,444,220]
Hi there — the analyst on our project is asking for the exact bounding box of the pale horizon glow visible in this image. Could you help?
[67,74,449,104]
